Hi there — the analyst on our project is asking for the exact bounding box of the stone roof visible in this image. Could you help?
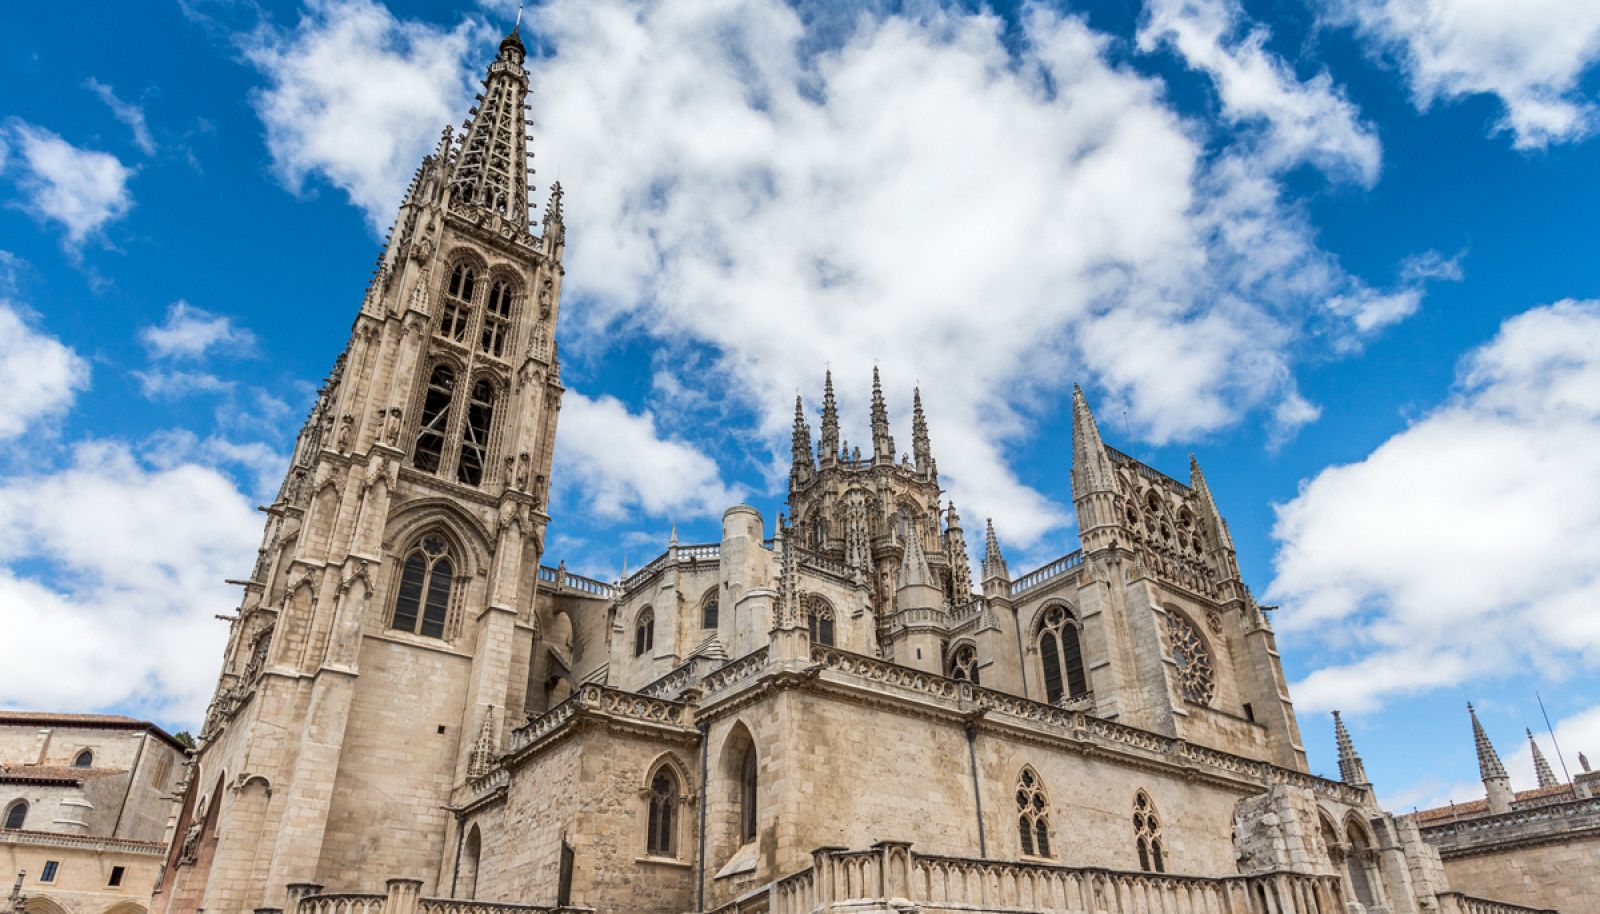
[0,710,188,750]
[1412,784,1577,823]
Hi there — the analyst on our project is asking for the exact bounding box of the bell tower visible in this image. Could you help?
[156,25,569,914]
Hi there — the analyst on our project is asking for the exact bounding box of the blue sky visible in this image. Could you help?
[2,0,1598,813]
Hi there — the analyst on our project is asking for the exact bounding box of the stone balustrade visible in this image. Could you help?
[293,880,593,914]
[535,565,616,599]
[1417,796,1600,858]
[700,646,770,695]
[294,892,388,914]
[508,684,693,754]
[1437,893,1559,914]
[1010,550,1085,597]
[0,827,167,856]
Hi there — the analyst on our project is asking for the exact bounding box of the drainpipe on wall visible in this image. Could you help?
[695,721,710,913]
[449,811,464,898]
[1011,606,1029,697]
[964,716,987,858]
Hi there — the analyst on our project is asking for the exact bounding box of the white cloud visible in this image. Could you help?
[85,78,156,156]
[244,0,484,231]
[140,300,257,361]
[1325,0,1600,148]
[1270,299,1600,712]
[0,300,90,441]
[132,368,235,399]
[2,120,135,245]
[1140,0,1381,183]
[554,391,743,522]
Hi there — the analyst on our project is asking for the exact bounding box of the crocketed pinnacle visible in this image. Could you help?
[1070,384,1114,494]
[791,394,814,469]
[870,367,895,461]
[946,502,963,530]
[818,370,840,460]
[912,386,933,473]
[1528,729,1560,788]
[1332,711,1370,786]
[982,518,1009,583]
[897,525,935,590]
[1470,704,1509,782]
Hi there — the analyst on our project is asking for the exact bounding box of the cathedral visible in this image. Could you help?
[141,24,1594,914]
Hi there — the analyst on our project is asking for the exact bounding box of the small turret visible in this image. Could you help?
[981,519,1010,592]
[1332,711,1370,786]
[818,370,840,464]
[870,367,895,463]
[1528,729,1561,789]
[912,387,935,477]
[1470,704,1515,814]
[790,395,815,486]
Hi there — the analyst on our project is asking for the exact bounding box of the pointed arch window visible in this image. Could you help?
[739,744,758,843]
[457,379,496,487]
[1166,611,1215,705]
[440,264,476,342]
[73,750,93,768]
[634,608,654,658]
[805,597,835,646]
[948,643,979,684]
[392,534,454,639]
[1134,791,1165,873]
[413,364,456,473]
[480,280,514,358]
[646,764,680,858]
[1016,768,1052,858]
[3,800,26,830]
[702,591,719,629]
[1038,605,1087,704]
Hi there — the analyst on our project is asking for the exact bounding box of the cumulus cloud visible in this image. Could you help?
[1324,0,1600,148]
[554,391,744,522]
[0,439,259,723]
[1,121,135,245]
[1140,0,1381,183]
[140,300,258,361]
[1270,300,1600,712]
[0,299,90,441]
[85,78,156,156]
[244,0,484,231]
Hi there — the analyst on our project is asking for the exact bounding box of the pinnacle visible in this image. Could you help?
[1528,729,1561,788]
[1469,703,1510,782]
[1332,710,1369,786]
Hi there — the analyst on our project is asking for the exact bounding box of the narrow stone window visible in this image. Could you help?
[413,364,456,473]
[40,861,58,882]
[391,535,454,639]
[457,379,496,486]
[108,866,125,887]
[480,280,514,357]
[739,745,758,843]
[646,766,679,857]
[805,597,835,646]
[73,750,93,768]
[3,800,26,830]
[1038,606,1087,704]
[1134,791,1165,873]
[440,264,476,343]
[634,608,654,658]
[701,591,719,629]
[948,643,979,684]
[1016,768,1051,858]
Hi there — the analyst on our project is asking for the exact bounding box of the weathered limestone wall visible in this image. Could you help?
[1,832,164,914]
[1438,838,1600,912]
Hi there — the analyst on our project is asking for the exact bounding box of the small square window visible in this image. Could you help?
[41,861,59,883]
[109,866,125,887]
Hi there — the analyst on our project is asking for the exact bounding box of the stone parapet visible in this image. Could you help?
[1437,892,1559,914]
[1419,796,1600,857]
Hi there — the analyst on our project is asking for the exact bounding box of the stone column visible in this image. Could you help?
[384,878,424,914]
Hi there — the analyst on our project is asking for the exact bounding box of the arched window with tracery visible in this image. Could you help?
[413,364,456,473]
[392,534,454,639]
[702,591,719,629]
[439,263,476,342]
[3,800,26,830]
[646,764,680,858]
[480,280,514,357]
[805,597,835,646]
[634,608,654,658]
[1037,605,1087,704]
[1165,610,1215,705]
[739,744,758,843]
[73,750,93,768]
[1016,768,1052,857]
[457,378,496,487]
[1134,791,1165,873]
[948,643,979,684]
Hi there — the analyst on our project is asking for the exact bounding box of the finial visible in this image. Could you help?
[1528,728,1560,788]
[1332,711,1369,786]
[1469,703,1509,781]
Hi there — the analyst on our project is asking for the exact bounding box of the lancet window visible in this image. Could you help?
[480,279,514,358]
[4,800,27,830]
[1038,605,1087,704]
[948,643,979,684]
[702,591,719,629]
[805,597,835,646]
[1134,791,1165,873]
[739,744,758,843]
[646,764,680,858]
[413,364,456,473]
[634,608,654,658]
[391,534,454,639]
[457,379,496,487]
[1016,768,1052,857]
[1166,610,1215,704]
[440,264,476,343]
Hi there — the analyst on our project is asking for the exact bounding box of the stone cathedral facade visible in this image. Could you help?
[146,26,1587,914]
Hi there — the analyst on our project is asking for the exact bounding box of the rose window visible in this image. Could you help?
[1166,612,1215,704]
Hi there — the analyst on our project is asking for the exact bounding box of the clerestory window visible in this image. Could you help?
[1016,768,1052,857]
[413,364,456,474]
[646,765,679,858]
[1038,605,1087,704]
[457,379,496,487]
[805,596,835,646]
[948,643,979,684]
[702,591,719,629]
[391,535,454,639]
[634,608,654,658]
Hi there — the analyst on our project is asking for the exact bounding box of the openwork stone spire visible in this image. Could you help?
[450,24,533,226]
[982,519,1009,586]
[1332,711,1369,786]
[818,370,840,461]
[870,367,895,461]
[1528,729,1560,788]
[912,386,934,475]
[790,395,814,484]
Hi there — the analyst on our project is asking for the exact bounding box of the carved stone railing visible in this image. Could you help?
[508,684,693,754]
[1107,445,1190,491]
[701,646,770,695]
[678,542,721,562]
[795,547,852,580]
[713,843,1345,914]
[457,767,509,808]
[420,899,591,914]
[1010,550,1085,597]
[0,828,166,856]
[536,565,616,599]
[295,893,387,914]
[1419,795,1600,857]
[295,883,593,914]
[1437,893,1559,914]
[640,654,723,699]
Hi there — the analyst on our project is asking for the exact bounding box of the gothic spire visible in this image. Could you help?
[897,525,935,590]
[981,519,1010,587]
[1470,703,1516,814]
[945,503,972,604]
[1189,455,1236,551]
[912,386,934,475]
[1528,729,1560,788]
[790,395,815,485]
[1332,711,1369,786]
[818,370,840,462]
[1070,385,1115,495]
[870,367,895,462]
[450,22,533,227]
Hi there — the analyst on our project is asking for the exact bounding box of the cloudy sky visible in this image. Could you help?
[2,0,1598,812]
